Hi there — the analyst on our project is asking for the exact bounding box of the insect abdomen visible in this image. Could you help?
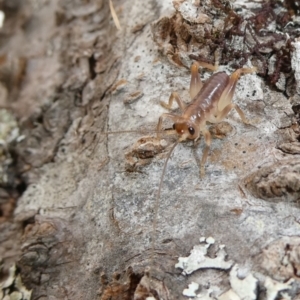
[195,72,229,111]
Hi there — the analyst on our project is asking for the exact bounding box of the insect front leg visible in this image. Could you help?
[160,92,186,111]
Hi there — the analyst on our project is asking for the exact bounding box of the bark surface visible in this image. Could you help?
[0,0,300,299]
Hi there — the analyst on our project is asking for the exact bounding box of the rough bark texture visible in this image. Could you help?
[1,0,300,299]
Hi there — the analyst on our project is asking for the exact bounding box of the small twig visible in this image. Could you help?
[109,0,121,30]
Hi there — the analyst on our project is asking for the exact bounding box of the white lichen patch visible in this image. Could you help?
[229,265,258,300]
[205,237,215,245]
[264,277,293,300]
[217,265,258,300]
[175,237,233,275]
[292,38,300,94]
[183,282,199,297]
[178,237,299,300]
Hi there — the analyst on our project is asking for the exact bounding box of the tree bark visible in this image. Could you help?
[1,0,300,299]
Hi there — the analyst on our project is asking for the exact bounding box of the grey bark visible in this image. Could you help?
[0,0,300,299]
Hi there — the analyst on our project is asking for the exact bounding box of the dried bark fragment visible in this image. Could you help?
[125,136,168,172]
[99,268,142,300]
[277,141,300,154]
[99,267,170,300]
[209,121,233,139]
[123,91,144,104]
[0,264,32,300]
[256,237,300,281]
[133,267,170,300]
[244,159,300,202]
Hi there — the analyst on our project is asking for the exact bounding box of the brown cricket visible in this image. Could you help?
[157,61,256,178]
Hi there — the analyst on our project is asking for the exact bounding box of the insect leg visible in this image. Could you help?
[157,113,178,138]
[216,67,256,123]
[190,62,203,99]
[215,102,249,124]
[160,92,186,111]
[190,61,218,99]
[218,67,256,112]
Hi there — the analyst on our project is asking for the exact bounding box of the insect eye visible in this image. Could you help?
[188,127,195,135]
[173,124,176,130]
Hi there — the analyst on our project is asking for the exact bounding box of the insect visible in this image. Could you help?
[156,61,256,178]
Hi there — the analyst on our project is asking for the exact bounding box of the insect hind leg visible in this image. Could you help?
[216,67,256,123]
[215,103,249,124]
[218,67,256,112]
[190,61,218,100]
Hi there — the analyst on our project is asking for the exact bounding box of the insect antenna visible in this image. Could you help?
[151,140,179,267]
[102,129,159,135]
